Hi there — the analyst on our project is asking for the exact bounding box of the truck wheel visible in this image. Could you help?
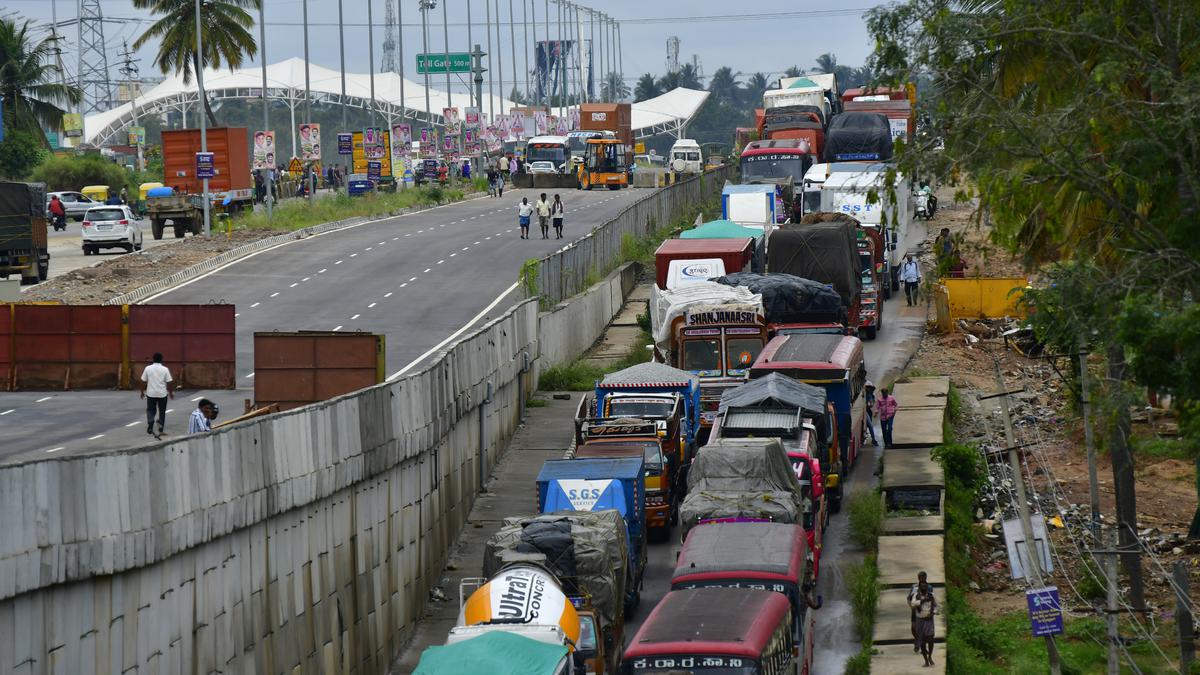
[174,222,186,238]
[863,326,877,340]
[37,262,48,281]
[151,219,164,240]
[830,491,842,514]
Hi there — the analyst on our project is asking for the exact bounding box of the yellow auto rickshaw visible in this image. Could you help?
[137,182,164,215]
[81,185,109,203]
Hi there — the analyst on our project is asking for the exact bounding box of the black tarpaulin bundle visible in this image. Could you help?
[711,271,846,326]
[824,112,894,162]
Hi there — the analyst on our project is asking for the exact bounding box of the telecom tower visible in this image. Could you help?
[381,0,398,73]
[666,36,680,75]
[78,0,114,113]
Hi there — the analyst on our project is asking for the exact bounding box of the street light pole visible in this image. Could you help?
[303,0,311,125]
[522,0,530,104]
[442,0,451,111]
[420,1,432,129]
[485,0,494,120]
[194,0,209,237]
[259,0,273,219]
[339,0,347,127]
[369,0,377,129]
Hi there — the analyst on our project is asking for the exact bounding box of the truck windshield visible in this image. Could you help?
[682,338,723,375]
[608,399,674,418]
[725,337,764,374]
[588,145,626,172]
[742,155,809,182]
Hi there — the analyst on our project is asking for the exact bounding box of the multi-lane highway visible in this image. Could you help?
[0,186,646,463]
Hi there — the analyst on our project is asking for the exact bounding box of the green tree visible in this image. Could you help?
[707,66,740,105]
[30,154,132,193]
[600,71,630,101]
[633,73,660,102]
[0,130,46,178]
[783,65,803,78]
[742,72,769,106]
[133,0,261,127]
[814,53,838,75]
[0,19,82,144]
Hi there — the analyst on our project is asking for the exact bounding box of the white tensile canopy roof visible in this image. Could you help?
[84,58,711,145]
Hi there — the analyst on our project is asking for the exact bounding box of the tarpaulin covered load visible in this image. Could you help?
[601,361,696,387]
[414,631,569,675]
[824,112,894,162]
[711,272,845,326]
[0,181,46,250]
[681,437,803,536]
[483,511,628,626]
[718,371,828,417]
[767,222,862,306]
[650,281,763,354]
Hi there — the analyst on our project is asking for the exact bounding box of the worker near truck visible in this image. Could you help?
[878,387,898,449]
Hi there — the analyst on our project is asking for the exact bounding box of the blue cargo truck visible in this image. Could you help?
[536,457,647,615]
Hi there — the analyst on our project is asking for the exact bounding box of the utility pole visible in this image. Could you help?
[194,0,210,237]
[544,0,550,110]
[485,0,495,119]
[508,0,517,103]
[616,19,623,88]
[522,0,530,104]
[118,42,143,171]
[420,1,432,127]
[1104,532,1120,675]
[369,0,377,129]
[302,0,311,125]
[442,0,451,111]
[398,0,406,122]
[1078,336,1101,540]
[259,0,272,219]
[339,0,347,127]
[1176,562,1196,672]
[1107,343,1145,610]
[494,0,504,112]
[994,361,1062,675]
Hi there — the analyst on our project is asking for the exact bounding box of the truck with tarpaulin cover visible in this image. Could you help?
[536,457,647,615]
[678,437,804,539]
[414,631,573,675]
[819,166,913,293]
[681,219,766,275]
[0,181,49,284]
[767,221,866,337]
[672,521,817,674]
[484,511,630,675]
[650,282,770,440]
[710,271,847,336]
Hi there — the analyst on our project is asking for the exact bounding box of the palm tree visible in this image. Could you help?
[657,71,680,93]
[813,53,838,74]
[0,19,81,144]
[783,65,803,78]
[133,0,260,127]
[600,71,630,102]
[707,66,739,105]
[676,63,702,89]
[634,73,660,102]
[743,72,769,106]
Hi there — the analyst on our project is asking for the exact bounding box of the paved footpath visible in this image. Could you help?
[389,391,580,673]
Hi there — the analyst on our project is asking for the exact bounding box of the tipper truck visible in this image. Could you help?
[149,127,253,239]
[0,181,49,284]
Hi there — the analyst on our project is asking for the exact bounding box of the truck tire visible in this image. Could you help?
[174,221,187,238]
[190,218,202,236]
[38,261,48,281]
[151,219,165,240]
[863,326,877,340]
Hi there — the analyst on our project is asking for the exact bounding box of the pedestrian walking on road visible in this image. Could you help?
[188,398,217,434]
[551,194,565,239]
[907,570,927,652]
[901,254,922,306]
[864,380,879,446]
[139,353,174,439]
[517,198,533,239]
[536,193,551,239]
[909,577,937,666]
[509,156,519,178]
[878,387,898,448]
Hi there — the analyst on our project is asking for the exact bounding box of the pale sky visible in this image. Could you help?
[9,0,883,100]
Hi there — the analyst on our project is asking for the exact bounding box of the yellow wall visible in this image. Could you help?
[941,277,1028,319]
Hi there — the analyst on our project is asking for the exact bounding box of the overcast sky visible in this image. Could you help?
[11,0,883,99]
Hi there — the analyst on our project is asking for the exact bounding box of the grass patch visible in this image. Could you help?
[608,329,655,372]
[1134,436,1196,460]
[848,553,880,642]
[526,397,548,408]
[538,361,607,391]
[233,186,466,232]
[848,489,884,551]
[843,647,873,675]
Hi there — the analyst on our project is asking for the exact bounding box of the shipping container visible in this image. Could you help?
[160,128,253,201]
[654,237,754,290]
[579,102,633,153]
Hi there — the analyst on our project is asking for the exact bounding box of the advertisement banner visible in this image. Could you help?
[128,126,146,147]
[364,127,387,160]
[393,123,412,145]
[534,111,548,136]
[509,112,525,140]
[443,107,461,136]
[464,107,481,129]
[351,130,393,177]
[367,160,382,181]
[569,108,580,130]
[196,152,215,179]
[253,130,277,169]
[337,132,353,155]
[299,122,321,160]
[63,113,83,138]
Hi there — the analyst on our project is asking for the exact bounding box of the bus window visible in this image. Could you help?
[682,338,723,375]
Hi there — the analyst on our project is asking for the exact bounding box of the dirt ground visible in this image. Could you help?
[21,229,280,304]
[907,192,1199,620]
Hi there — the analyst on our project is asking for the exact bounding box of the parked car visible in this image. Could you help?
[81,205,144,255]
[528,160,558,174]
[46,191,101,221]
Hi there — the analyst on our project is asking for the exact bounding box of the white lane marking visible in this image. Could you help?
[409,276,417,282]
[393,237,399,240]
[88,434,104,440]
[250,302,260,308]
[126,421,141,427]
[46,447,64,453]
[384,291,393,297]
[245,372,255,378]
[418,229,424,233]
[367,302,376,308]
[437,260,445,264]
[404,233,412,237]
[439,224,445,227]
[485,236,491,240]
[350,314,360,320]
[0,409,13,415]
[333,325,343,331]
[335,260,344,265]
[191,396,203,402]
[496,232,503,236]
[473,241,481,245]
[349,253,358,258]
[302,277,310,281]
[365,247,372,251]
[235,313,240,318]
[423,268,431,273]
[449,253,457,258]
[270,292,279,297]
[290,283,298,288]
[35,396,52,403]
[318,268,327,273]
[387,280,520,381]
[398,283,407,288]
[165,409,174,414]
[462,246,470,251]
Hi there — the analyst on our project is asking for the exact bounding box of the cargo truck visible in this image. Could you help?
[739,139,812,221]
[654,237,754,290]
[819,167,913,290]
[767,221,864,335]
[150,127,253,239]
[678,437,804,539]
[579,103,633,154]
[0,181,49,284]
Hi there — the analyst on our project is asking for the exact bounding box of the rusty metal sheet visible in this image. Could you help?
[12,305,123,389]
[128,304,236,389]
[253,331,383,410]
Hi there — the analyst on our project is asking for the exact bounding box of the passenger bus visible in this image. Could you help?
[749,333,867,509]
[525,135,572,173]
[622,587,796,675]
[671,522,815,674]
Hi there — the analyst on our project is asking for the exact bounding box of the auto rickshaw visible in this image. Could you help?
[81,185,109,203]
[138,182,164,216]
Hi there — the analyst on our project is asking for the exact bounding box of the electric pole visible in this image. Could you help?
[118,42,143,171]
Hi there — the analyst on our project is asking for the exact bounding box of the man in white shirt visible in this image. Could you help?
[140,352,174,438]
[517,198,534,239]
[901,254,922,306]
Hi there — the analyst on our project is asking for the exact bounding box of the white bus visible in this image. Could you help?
[524,135,571,173]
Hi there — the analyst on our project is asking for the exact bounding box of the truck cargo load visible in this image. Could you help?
[0,181,49,284]
[710,271,846,327]
[653,237,754,290]
[414,631,571,675]
[451,564,581,648]
[649,281,762,355]
[824,112,894,162]
[680,437,803,537]
[844,99,914,145]
[579,102,633,153]
[767,222,862,308]
[682,219,766,274]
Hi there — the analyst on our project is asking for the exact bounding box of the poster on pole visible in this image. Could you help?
[509,112,525,140]
[464,107,481,130]
[442,134,457,154]
[554,116,569,135]
[196,152,216,179]
[534,111,549,136]
[1026,587,1064,637]
[299,123,321,160]
[364,128,387,160]
[569,108,580,130]
[393,123,412,145]
[63,113,83,138]
[253,130,277,169]
[337,132,353,155]
[443,107,461,136]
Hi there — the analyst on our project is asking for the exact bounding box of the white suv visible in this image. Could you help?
[82,205,144,255]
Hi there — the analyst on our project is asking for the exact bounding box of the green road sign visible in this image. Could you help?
[417,52,471,74]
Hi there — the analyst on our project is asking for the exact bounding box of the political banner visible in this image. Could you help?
[509,112,525,140]
[364,127,387,160]
[63,113,83,138]
[534,111,548,136]
[443,107,461,136]
[393,123,412,145]
[128,126,146,147]
[300,122,321,160]
[442,134,457,153]
[569,108,580,130]
[555,116,569,135]
[464,107,481,130]
[420,127,434,144]
[253,130,277,169]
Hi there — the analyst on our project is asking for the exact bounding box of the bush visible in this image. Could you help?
[30,153,132,193]
[848,554,880,642]
[843,647,873,675]
[538,361,606,391]
[932,442,984,494]
[848,489,883,551]
[0,131,47,179]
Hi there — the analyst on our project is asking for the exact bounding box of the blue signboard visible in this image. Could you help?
[337,132,353,155]
[1026,586,1063,637]
[367,160,382,181]
[196,152,216,179]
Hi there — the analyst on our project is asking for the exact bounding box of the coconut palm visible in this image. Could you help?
[743,72,769,106]
[633,73,660,102]
[707,66,739,105]
[814,53,838,74]
[600,71,630,101]
[783,65,803,78]
[132,0,261,127]
[0,19,81,143]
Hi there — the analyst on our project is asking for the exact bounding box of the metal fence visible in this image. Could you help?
[526,166,736,305]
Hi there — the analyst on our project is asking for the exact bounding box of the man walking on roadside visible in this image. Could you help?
[536,193,551,239]
[864,380,879,446]
[551,194,565,239]
[139,352,174,439]
[901,254,922,306]
[878,386,898,448]
[907,571,928,653]
[517,197,533,239]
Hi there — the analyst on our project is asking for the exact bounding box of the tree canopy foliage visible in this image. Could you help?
[0,18,81,144]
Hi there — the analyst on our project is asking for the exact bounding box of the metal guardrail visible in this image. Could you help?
[525,166,735,306]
